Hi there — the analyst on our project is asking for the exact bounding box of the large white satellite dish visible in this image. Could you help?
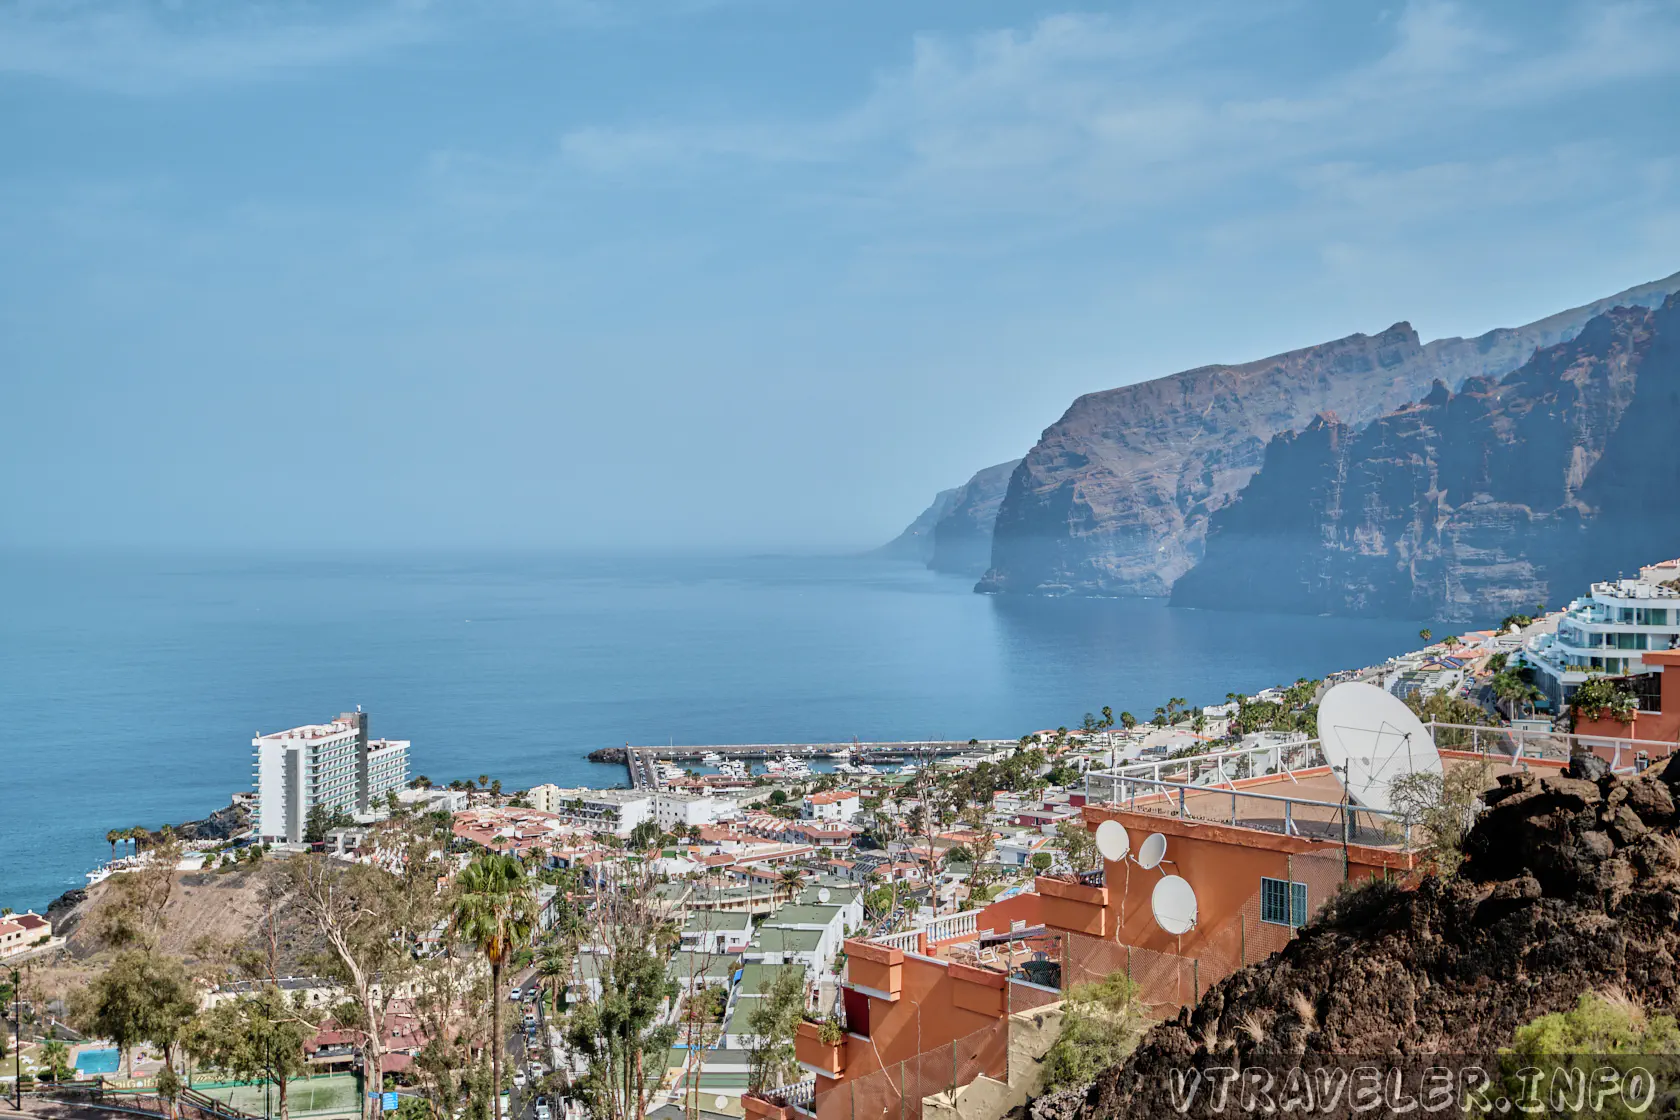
[715,1096,729,1111]
[1151,875,1198,935]
[1136,832,1167,871]
[1095,820,1130,862]
[1318,682,1443,813]
[817,887,831,903]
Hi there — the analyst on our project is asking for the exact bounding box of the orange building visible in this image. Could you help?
[1573,649,1680,755]
[748,739,1561,1120]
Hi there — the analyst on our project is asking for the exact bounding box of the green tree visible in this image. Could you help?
[190,989,316,1120]
[70,949,198,1076]
[1404,690,1496,747]
[1030,852,1053,873]
[302,803,354,845]
[1388,758,1492,875]
[285,829,446,1120]
[745,963,806,1094]
[1419,628,1433,644]
[38,1039,71,1082]
[1054,821,1099,874]
[1493,669,1543,719]
[562,866,678,1120]
[450,855,535,1120]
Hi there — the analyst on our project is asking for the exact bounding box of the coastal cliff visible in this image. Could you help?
[1170,297,1680,622]
[929,459,1021,575]
[879,459,1020,575]
[974,270,1680,598]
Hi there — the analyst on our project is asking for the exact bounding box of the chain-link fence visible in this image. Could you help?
[810,1018,1009,1120]
[1060,847,1350,1020]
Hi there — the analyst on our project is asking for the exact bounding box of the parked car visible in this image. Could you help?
[535,1097,551,1120]
[508,988,522,1002]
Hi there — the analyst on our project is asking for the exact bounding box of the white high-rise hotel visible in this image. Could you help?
[252,710,410,843]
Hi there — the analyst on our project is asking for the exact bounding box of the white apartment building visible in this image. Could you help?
[1524,562,1680,710]
[654,791,739,831]
[541,788,654,837]
[800,790,860,823]
[527,783,563,814]
[253,711,410,843]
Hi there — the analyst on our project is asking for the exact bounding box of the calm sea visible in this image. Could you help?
[0,550,1438,911]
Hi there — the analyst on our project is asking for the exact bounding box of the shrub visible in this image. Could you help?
[1499,990,1680,1118]
[1040,972,1144,1092]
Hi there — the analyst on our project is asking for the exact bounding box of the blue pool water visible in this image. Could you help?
[76,1049,121,1075]
[0,549,1443,913]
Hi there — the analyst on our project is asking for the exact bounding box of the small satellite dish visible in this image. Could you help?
[715,1096,729,1111]
[1136,832,1167,870]
[1094,820,1130,862]
[1151,875,1197,935]
[1318,682,1443,813]
[817,887,831,903]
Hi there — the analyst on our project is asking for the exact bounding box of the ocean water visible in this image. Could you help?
[0,550,1438,911]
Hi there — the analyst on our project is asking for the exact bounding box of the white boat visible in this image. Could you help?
[701,752,725,767]
[857,764,880,774]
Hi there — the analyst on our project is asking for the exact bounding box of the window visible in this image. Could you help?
[1261,877,1308,927]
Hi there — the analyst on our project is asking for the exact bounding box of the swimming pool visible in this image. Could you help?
[75,1049,120,1075]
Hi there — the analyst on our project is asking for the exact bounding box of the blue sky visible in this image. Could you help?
[3,0,1678,550]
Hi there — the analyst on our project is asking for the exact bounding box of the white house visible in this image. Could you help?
[655,792,740,831]
[800,790,860,824]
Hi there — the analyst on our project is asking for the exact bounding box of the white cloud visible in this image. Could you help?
[542,0,1680,240]
[0,0,439,92]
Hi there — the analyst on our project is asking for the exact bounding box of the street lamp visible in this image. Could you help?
[11,966,22,1110]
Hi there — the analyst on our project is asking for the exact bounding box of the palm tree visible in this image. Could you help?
[777,866,803,903]
[478,774,490,789]
[106,829,120,863]
[1419,628,1433,644]
[535,943,571,1009]
[450,854,536,1120]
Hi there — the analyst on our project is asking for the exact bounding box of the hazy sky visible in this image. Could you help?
[3,0,1678,550]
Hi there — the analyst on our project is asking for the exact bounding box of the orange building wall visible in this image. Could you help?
[1048,806,1412,962]
[1575,653,1680,751]
[816,942,1009,1118]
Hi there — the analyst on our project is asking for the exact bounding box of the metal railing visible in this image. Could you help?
[1084,739,1326,803]
[1093,772,1415,849]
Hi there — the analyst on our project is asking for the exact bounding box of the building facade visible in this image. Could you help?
[541,788,654,837]
[801,790,860,823]
[1523,562,1680,709]
[253,711,410,843]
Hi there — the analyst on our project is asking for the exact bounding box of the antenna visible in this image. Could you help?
[1318,682,1443,814]
[1151,875,1198,935]
[1136,832,1167,871]
[1094,820,1130,862]
[817,887,831,904]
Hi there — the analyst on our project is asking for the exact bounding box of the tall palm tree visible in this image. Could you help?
[777,866,803,903]
[535,943,571,1009]
[107,829,120,862]
[450,853,536,1120]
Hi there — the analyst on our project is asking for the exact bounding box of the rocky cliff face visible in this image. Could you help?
[877,460,1020,574]
[1171,297,1680,623]
[977,271,1680,597]
[930,459,1021,575]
